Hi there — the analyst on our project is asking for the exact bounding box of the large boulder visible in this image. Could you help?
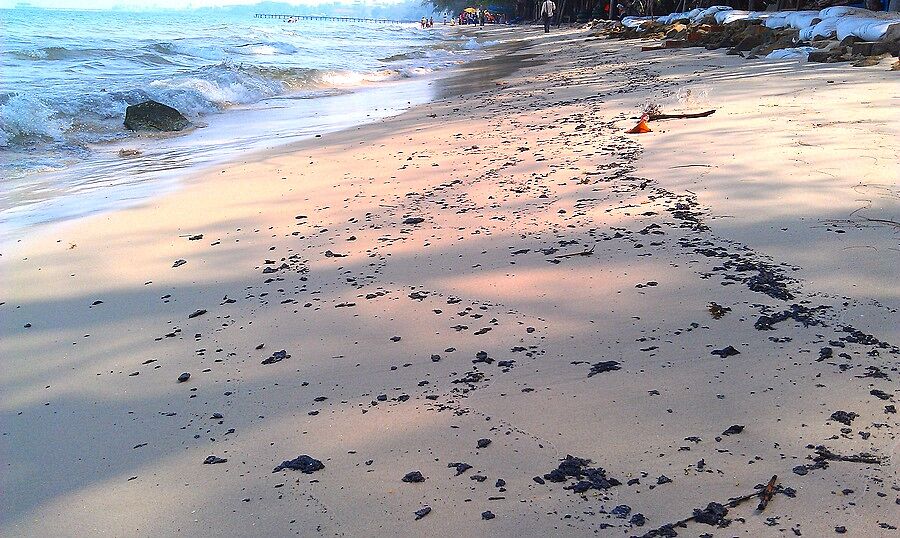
[807,47,850,63]
[749,28,802,57]
[733,25,775,51]
[124,100,191,132]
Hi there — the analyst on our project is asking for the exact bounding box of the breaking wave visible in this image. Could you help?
[2,10,499,163]
[1,61,444,149]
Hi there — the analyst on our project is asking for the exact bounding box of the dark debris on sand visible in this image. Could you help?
[402,471,426,483]
[272,455,324,474]
[541,455,621,493]
[262,349,290,365]
[587,360,621,377]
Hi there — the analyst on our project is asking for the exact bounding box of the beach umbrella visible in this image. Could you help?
[464,7,477,12]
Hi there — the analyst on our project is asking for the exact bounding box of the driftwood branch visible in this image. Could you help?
[649,109,716,121]
[814,447,882,465]
[554,245,595,258]
[821,216,900,231]
[757,475,778,511]
[859,217,900,229]
[639,475,780,538]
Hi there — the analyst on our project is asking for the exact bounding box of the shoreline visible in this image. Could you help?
[2,23,898,537]
[0,76,438,244]
[0,23,500,244]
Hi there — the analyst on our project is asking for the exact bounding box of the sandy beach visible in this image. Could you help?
[2,24,898,537]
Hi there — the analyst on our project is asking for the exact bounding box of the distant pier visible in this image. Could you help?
[254,14,412,24]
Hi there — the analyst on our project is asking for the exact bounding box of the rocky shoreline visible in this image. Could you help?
[588,7,900,67]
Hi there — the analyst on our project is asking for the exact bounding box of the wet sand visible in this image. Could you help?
[1,25,898,537]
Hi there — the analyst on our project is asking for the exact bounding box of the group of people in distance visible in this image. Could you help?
[457,8,506,25]
[419,17,435,28]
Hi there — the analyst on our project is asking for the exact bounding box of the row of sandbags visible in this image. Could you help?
[622,6,900,42]
[765,7,900,41]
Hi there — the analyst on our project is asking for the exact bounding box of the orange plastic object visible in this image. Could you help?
[627,115,652,134]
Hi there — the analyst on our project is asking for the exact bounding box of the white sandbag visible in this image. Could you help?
[765,46,817,59]
[784,11,821,29]
[800,17,841,40]
[655,13,678,24]
[765,13,788,28]
[621,16,656,29]
[686,7,704,19]
[715,10,748,24]
[716,10,767,25]
[764,12,792,29]
[835,16,900,42]
[657,9,703,25]
[764,11,819,29]
[818,6,870,19]
[691,6,733,23]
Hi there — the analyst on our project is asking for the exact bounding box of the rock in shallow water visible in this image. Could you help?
[124,100,191,132]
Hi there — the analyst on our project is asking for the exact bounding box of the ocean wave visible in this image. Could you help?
[0,93,70,147]
[234,41,302,56]
[11,45,117,61]
[461,37,501,50]
[2,12,498,175]
[0,61,437,150]
[149,40,229,62]
[379,50,428,62]
[318,68,403,86]
[13,44,179,66]
[148,64,289,111]
[144,39,309,64]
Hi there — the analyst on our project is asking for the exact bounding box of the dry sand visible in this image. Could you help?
[2,25,898,537]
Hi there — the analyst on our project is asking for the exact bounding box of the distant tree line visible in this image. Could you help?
[427,0,688,22]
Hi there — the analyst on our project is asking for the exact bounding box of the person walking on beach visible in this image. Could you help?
[541,0,556,33]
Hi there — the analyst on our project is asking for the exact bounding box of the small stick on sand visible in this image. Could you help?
[640,477,784,538]
[814,446,883,465]
[648,109,716,121]
[757,475,778,511]
[554,245,595,258]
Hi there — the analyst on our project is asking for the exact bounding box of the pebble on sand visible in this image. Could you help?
[272,455,324,474]
[721,424,745,436]
[402,471,426,483]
